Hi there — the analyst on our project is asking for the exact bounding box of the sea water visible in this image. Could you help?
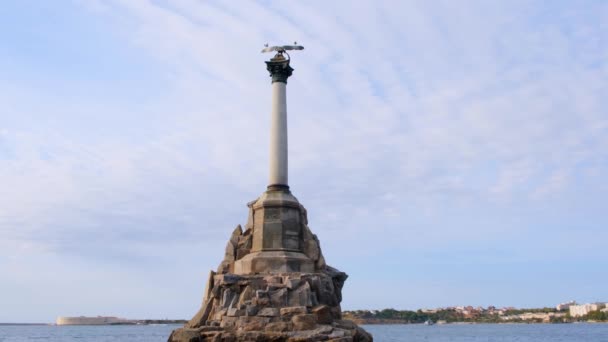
[1,323,607,341]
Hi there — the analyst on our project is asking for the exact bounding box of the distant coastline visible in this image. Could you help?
[345,304,608,325]
[0,319,186,326]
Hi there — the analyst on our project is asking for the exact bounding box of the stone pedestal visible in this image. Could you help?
[233,188,314,275]
[235,251,314,274]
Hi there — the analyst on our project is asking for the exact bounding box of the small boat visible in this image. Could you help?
[424,319,434,325]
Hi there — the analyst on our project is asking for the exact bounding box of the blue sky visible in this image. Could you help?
[0,0,607,322]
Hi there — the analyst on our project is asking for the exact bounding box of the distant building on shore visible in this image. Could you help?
[55,316,132,325]
[569,303,607,317]
[556,301,576,311]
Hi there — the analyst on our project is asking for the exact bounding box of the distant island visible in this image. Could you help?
[55,316,186,326]
[345,301,608,324]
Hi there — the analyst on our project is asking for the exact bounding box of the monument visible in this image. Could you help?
[168,45,373,342]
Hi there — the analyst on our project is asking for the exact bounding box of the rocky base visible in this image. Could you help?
[168,319,372,342]
[168,271,372,342]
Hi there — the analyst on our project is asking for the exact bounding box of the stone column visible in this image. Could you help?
[265,54,293,190]
[233,53,314,274]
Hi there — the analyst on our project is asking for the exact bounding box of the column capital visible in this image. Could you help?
[265,53,293,83]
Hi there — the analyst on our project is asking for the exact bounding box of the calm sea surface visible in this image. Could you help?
[1,323,607,342]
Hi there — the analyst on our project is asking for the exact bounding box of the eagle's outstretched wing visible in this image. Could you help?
[261,46,280,53]
[261,45,304,53]
[281,45,304,51]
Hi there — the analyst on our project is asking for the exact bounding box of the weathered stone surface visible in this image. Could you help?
[269,288,288,306]
[198,326,223,332]
[314,325,334,335]
[332,320,357,331]
[327,329,346,339]
[245,304,259,316]
[220,316,238,329]
[284,277,302,289]
[168,328,201,342]
[218,274,243,285]
[230,225,243,245]
[309,275,338,307]
[291,314,317,331]
[353,326,373,342]
[330,306,342,320]
[235,250,314,274]
[236,316,269,331]
[328,337,353,342]
[236,232,252,260]
[258,307,280,317]
[302,225,320,261]
[265,321,292,332]
[264,275,283,284]
[216,226,243,274]
[238,286,254,306]
[227,308,244,317]
[312,305,333,325]
[236,331,287,342]
[201,271,216,304]
[326,266,348,303]
[221,288,239,309]
[288,281,313,307]
[280,306,307,317]
[212,309,227,321]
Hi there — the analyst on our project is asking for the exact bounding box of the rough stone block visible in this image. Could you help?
[212,309,227,321]
[245,304,259,316]
[332,320,357,330]
[220,316,238,328]
[354,326,373,342]
[265,321,292,332]
[236,316,269,331]
[327,337,352,342]
[269,288,288,307]
[291,314,316,331]
[221,289,239,309]
[285,278,302,289]
[258,307,280,317]
[255,290,268,299]
[314,325,334,335]
[312,305,333,324]
[168,328,200,342]
[238,286,254,306]
[264,275,283,284]
[330,305,342,320]
[288,282,313,307]
[328,329,346,339]
[226,308,244,317]
[221,274,243,285]
[280,306,307,317]
[253,297,269,306]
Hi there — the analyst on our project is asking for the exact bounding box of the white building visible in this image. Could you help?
[569,303,606,317]
[556,301,576,311]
